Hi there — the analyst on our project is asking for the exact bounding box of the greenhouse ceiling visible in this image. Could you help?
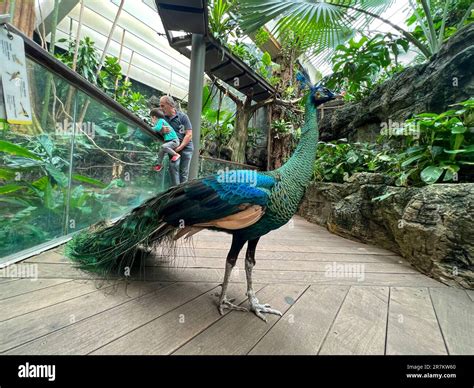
[36,0,191,100]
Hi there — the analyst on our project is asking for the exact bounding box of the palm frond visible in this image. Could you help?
[239,0,395,53]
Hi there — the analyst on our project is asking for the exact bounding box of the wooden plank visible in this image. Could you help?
[194,233,372,243]
[173,283,307,355]
[466,290,474,303]
[3,263,110,280]
[0,281,170,353]
[386,287,447,355]
[249,285,349,355]
[25,247,403,265]
[0,278,20,284]
[25,249,69,264]
[148,257,418,274]
[90,283,266,355]
[0,279,119,321]
[30,250,405,266]
[6,282,218,355]
[319,286,389,355]
[157,248,403,261]
[429,288,474,355]
[188,240,394,254]
[24,263,445,287]
[0,278,72,300]
[140,267,444,287]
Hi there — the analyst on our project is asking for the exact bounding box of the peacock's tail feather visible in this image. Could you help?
[65,189,181,277]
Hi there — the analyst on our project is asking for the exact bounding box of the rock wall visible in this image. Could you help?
[298,173,474,289]
[319,23,474,141]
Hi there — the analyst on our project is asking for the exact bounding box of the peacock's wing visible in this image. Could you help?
[161,170,276,231]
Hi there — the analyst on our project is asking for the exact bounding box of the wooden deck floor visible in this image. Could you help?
[0,216,472,355]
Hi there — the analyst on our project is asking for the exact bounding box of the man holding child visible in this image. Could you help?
[152,95,193,186]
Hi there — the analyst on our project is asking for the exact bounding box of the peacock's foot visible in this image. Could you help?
[218,297,248,315]
[247,291,282,323]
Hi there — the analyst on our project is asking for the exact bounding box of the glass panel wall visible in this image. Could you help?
[0,55,258,264]
[0,57,165,262]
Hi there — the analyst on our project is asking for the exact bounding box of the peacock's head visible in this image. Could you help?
[296,71,337,107]
[311,84,336,106]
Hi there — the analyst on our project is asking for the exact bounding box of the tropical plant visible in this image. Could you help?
[208,0,241,44]
[0,135,130,256]
[201,85,235,155]
[312,140,394,183]
[228,41,276,81]
[388,98,474,185]
[254,27,270,46]
[324,34,408,101]
[238,0,473,60]
[56,36,100,84]
[271,119,293,136]
[406,0,474,58]
[56,37,150,123]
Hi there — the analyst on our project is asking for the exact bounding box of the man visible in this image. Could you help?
[159,95,193,186]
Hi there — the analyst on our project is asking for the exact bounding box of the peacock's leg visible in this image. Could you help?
[245,238,282,322]
[218,235,248,315]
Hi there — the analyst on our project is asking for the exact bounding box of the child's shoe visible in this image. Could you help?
[171,154,181,163]
[153,164,163,172]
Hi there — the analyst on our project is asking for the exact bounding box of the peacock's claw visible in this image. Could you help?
[247,292,282,322]
[218,298,248,315]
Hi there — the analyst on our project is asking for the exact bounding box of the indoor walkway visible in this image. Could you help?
[0,216,472,355]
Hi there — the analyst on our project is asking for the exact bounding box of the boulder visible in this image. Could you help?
[298,174,474,288]
[319,23,474,141]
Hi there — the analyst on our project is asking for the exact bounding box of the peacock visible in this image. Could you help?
[66,73,336,321]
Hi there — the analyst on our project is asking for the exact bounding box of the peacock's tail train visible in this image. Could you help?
[65,188,181,277]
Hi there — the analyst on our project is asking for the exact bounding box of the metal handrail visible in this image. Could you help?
[200,155,259,170]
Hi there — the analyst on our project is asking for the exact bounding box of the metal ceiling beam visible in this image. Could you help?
[155,0,275,103]
[37,0,79,36]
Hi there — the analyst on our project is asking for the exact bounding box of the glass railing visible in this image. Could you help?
[0,28,257,264]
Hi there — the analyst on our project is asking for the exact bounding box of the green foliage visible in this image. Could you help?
[388,98,474,185]
[324,34,408,101]
[208,0,241,44]
[229,41,258,66]
[0,135,129,256]
[56,36,99,84]
[200,85,235,156]
[239,0,393,54]
[254,27,270,46]
[271,119,293,135]
[406,0,474,58]
[313,99,474,186]
[56,37,150,123]
[313,141,394,183]
[238,0,472,62]
[208,0,278,83]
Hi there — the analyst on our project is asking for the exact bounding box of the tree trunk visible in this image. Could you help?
[268,48,297,169]
[227,96,252,164]
[0,0,36,37]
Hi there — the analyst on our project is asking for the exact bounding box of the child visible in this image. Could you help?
[150,108,180,172]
